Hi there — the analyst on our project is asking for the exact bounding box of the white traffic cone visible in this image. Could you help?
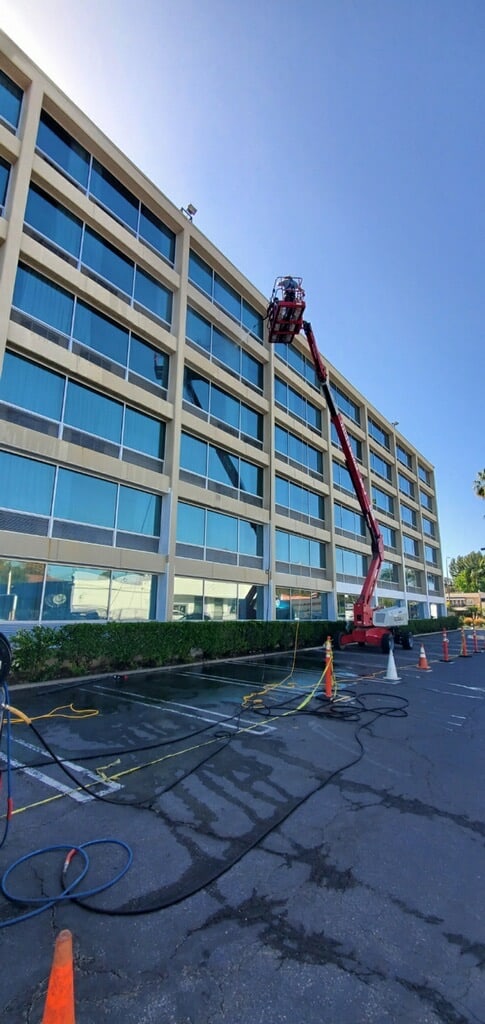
[383,645,401,683]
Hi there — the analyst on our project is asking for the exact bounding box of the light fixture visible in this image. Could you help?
[181,203,197,221]
[391,421,399,428]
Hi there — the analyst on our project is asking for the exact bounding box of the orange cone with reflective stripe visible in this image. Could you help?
[42,930,75,1024]
[417,643,431,671]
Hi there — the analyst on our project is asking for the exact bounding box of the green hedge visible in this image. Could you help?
[10,615,460,683]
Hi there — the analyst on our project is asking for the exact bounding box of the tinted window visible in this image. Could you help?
[55,468,117,527]
[37,111,90,186]
[189,251,212,294]
[0,451,54,515]
[25,186,82,257]
[73,301,129,364]
[0,353,64,420]
[123,408,164,458]
[206,510,237,551]
[12,264,74,335]
[214,274,241,319]
[83,227,134,294]
[64,382,123,442]
[140,205,175,264]
[180,433,208,475]
[186,307,211,351]
[130,336,167,387]
[177,502,205,545]
[90,159,138,230]
[134,268,172,324]
[184,368,210,411]
[0,70,22,129]
[0,157,9,208]
[118,486,160,535]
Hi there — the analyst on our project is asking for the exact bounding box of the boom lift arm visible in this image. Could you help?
[267,277,412,652]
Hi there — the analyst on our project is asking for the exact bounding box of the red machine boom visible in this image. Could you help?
[267,277,412,652]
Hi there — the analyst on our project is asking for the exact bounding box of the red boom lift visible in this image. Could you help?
[267,277,413,653]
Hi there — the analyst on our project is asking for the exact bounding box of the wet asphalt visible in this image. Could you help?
[1,629,484,1023]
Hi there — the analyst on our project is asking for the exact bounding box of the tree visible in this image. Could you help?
[474,470,485,499]
[450,551,485,593]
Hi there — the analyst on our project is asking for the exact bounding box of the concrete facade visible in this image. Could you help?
[0,32,445,631]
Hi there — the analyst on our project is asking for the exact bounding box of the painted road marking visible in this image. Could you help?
[84,684,274,735]
[10,736,122,795]
[0,751,93,803]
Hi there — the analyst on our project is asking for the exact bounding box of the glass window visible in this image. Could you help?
[424,544,437,565]
[420,490,433,511]
[134,267,172,324]
[123,408,164,459]
[82,227,134,295]
[0,157,10,208]
[131,336,168,388]
[0,558,44,621]
[177,502,205,545]
[206,510,238,551]
[331,422,362,460]
[12,264,74,335]
[55,468,116,527]
[418,465,430,485]
[64,382,123,442]
[0,352,64,421]
[37,111,90,186]
[380,561,399,583]
[212,328,239,374]
[427,573,438,592]
[334,502,365,535]
[25,185,82,258]
[398,472,414,498]
[214,274,241,320]
[208,445,239,489]
[380,524,396,548]
[238,520,263,557]
[0,451,54,515]
[240,402,262,441]
[406,567,421,589]
[276,344,319,388]
[276,530,290,561]
[371,451,392,481]
[180,433,208,476]
[73,301,129,365]
[242,300,264,341]
[110,570,157,621]
[333,461,354,493]
[183,368,210,411]
[396,444,412,469]
[400,503,417,527]
[186,307,211,351]
[239,459,263,497]
[368,418,389,448]
[241,350,263,389]
[212,385,239,429]
[403,535,419,556]
[139,205,175,264]
[422,516,435,537]
[118,486,160,535]
[90,159,138,230]
[0,70,22,130]
[372,486,394,516]
[336,547,366,576]
[204,579,238,621]
[331,384,360,424]
[189,250,213,295]
[173,576,204,620]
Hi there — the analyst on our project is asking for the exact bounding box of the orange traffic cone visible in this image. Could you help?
[42,930,75,1024]
[417,643,431,671]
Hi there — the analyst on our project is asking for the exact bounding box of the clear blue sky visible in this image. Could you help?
[3,0,484,567]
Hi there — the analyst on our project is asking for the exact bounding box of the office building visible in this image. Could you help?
[0,33,445,630]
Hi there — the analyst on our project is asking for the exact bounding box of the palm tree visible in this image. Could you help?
[473,470,485,499]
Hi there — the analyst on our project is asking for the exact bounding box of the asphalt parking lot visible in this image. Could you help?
[1,629,484,1024]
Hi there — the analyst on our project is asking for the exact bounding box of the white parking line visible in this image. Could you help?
[84,684,274,735]
[0,751,92,803]
[11,736,122,795]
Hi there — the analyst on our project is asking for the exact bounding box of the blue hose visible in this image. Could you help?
[1,838,133,928]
